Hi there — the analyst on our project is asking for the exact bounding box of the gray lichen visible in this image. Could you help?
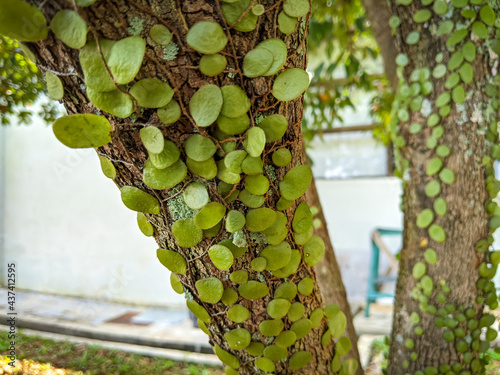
[163,42,179,61]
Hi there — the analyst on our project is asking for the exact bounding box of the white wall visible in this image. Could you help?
[316,178,403,301]
[2,120,185,308]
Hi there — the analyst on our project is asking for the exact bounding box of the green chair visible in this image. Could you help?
[365,228,402,317]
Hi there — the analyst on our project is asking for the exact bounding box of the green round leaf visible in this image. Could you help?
[194,202,226,229]
[170,273,184,294]
[230,270,248,284]
[272,148,292,166]
[434,198,447,216]
[258,114,288,142]
[261,242,292,271]
[480,5,495,26]
[298,277,314,295]
[293,203,313,233]
[255,357,275,372]
[46,72,64,100]
[413,9,431,23]
[259,319,284,336]
[217,160,241,184]
[209,244,234,270]
[150,140,180,169]
[137,212,153,236]
[185,134,217,161]
[217,113,250,135]
[472,21,488,39]
[0,0,48,42]
[120,186,160,214]
[225,328,251,350]
[439,168,455,184]
[157,249,187,274]
[108,36,146,85]
[221,85,250,118]
[172,218,203,247]
[158,100,181,125]
[274,282,297,301]
[417,209,434,229]
[226,210,246,233]
[424,249,438,265]
[143,159,187,190]
[224,150,247,174]
[291,318,312,339]
[243,127,266,157]
[183,182,209,210]
[425,180,441,197]
[99,155,116,179]
[195,277,224,303]
[189,84,223,127]
[273,250,301,278]
[276,330,297,347]
[79,40,115,92]
[130,78,174,108]
[279,165,312,201]
[243,48,273,78]
[186,21,228,54]
[227,304,250,323]
[246,208,276,232]
[187,300,211,324]
[222,288,239,306]
[447,29,468,47]
[263,345,288,361]
[278,11,298,34]
[328,311,346,338]
[150,24,172,45]
[200,54,227,76]
[272,68,309,101]
[87,88,134,118]
[267,299,291,319]
[429,224,446,242]
[257,39,288,76]
[406,31,420,45]
[239,281,269,300]
[51,10,88,49]
[214,345,240,369]
[222,0,258,32]
[289,351,312,370]
[53,114,111,148]
[140,126,164,154]
[303,236,325,267]
[283,0,310,17]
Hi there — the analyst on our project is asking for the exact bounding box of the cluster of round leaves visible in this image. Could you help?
[392,0,500,370]
[221,0,309,35]
[6,0,356,372]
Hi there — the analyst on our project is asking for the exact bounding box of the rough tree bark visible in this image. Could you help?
[387,2,498,374]
[361,0,398,92]
[21,0,361,373]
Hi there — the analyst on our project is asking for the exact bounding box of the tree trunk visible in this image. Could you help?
[23,0,359,373]
[308,177,362,373]
[387,2,498,373]
[361,0,398,91]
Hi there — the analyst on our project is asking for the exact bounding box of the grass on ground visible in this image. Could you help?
[0,330,223,375]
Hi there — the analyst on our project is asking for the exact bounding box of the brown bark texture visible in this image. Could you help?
[361,0,399,91]
[23,0,356,373]
[387,2,496,374]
